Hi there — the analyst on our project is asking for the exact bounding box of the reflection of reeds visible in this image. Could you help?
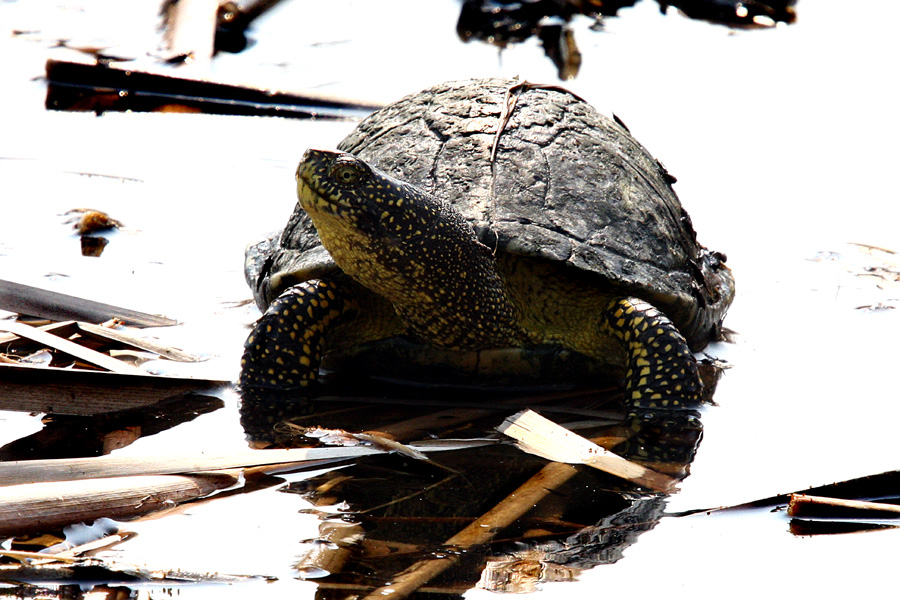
[362,460,582,600]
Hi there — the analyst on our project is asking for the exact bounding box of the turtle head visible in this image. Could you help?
[296,149,439,240]
[295,149,460,282]
[295,148,523,348]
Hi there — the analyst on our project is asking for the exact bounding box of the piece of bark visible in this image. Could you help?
[0,279,176,327]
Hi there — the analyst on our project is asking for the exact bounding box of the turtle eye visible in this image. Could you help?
[330,157,367,188]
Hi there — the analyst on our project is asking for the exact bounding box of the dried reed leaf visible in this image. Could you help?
[497,409,675,492]
[0,321,145,375]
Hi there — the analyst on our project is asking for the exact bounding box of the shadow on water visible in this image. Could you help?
[238,371,715,598]
[0,393,224,461]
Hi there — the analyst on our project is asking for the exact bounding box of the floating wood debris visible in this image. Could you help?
[0,321,145,375]
[45,59,383,119]
[787,493,900,536]
[0,279,176,327]
[497,409,675,491]
[0,363,225,415]
[0,320,198,365]
[0,317,216,415]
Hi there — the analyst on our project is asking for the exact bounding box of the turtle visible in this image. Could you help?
[240,78,734,413]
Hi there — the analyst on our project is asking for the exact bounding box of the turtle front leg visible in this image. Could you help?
[240,279,359,392]
[604,297,703,410]
[239,279,360,444]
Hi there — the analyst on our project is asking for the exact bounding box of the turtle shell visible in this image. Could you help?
[247,78,734,350]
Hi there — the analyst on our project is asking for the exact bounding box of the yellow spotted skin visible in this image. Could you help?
[240,149,704,413]
[603,297,702,409]
[296,149,525,350]
[240,279,358,390]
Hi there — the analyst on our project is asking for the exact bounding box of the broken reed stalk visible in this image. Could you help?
[0,473,238,537]
[361,461,580,600]
[788,494,900,519]
[0,448,387,487]
[0,446,423,537]
[497,409,675,491]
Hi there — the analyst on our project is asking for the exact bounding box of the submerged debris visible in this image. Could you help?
[456,0,796,79]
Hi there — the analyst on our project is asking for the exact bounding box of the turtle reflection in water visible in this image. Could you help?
[278,395,704,592]
[239,77,731,593]
[240,77,733,428]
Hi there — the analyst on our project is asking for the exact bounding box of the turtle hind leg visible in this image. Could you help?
[239,279,359,392]
[604,297,703,410]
